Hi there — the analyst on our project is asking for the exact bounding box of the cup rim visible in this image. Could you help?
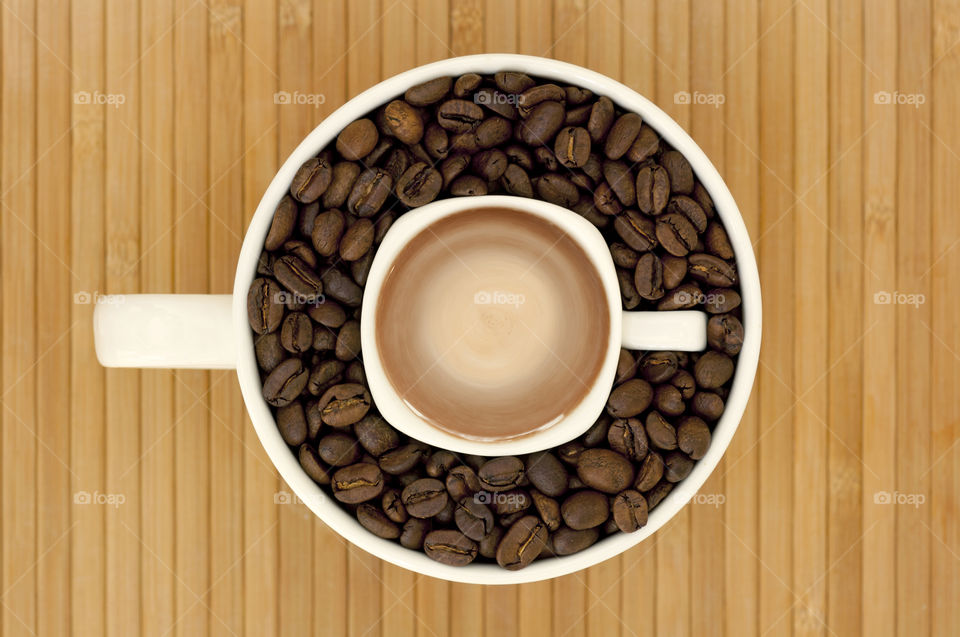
[358,194,624,456]
[232,53,762,585]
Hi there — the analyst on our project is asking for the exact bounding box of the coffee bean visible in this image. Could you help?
[634,252,664,300]
[402,478,449,518]
[449,174,488,197]
[612,490,649,532]
[255,332,284,372]
[577,448,635,494]
[273,255,323,301]
[704,222,734,259]
[502,163,533,198]
[280,312,312,354]
[347,168,392,217]
[494,71,535,93]
[336,119,379,160]
[661,150,694,194]
[662,255,687,289]
[305,299,346,328]
[425,451,457,478]
[405,76,452,106]
[455,498,495,540]
[593,182,623,216]
[614,210,658,251]
[472,149,508,181]
[379,443,426,475]
[382,99,424,145]
[317,383,370,427]
[478,527,504,559]
[645,411,677,450]
[312,327,336,352]
[400,518,430,550]
[299,444,331,485]
[291,156,332,204]
[536,173,579,207]
[554,126,591,168]
[356,503,401,539]
[531,490,562,531]
[355,414,400,457]
[607,379,653,418]
[617,269,641,310]
[691,392,724,422]
[664,451,695,482]
[318,433,362,467]
[626,124,660,162]
[381,489,408,524]
[587,96,615,142]
[616,350,638,384]
[525,451,568,497]
[323,162,361,208]
[395,162,443,207]
[658,282,702,311]
[311,209,345,257]
[704,287,741,313]
[340,219,374,262]
[263,358,308,407]
[247,278,285,335]
[475,116,512,148]
[668,195,707,233]
[276,400,307,446]
[604,113,642,160]
[607,418,648,461]
[636,164,670,215]
[708,314,744,355]
[475,88,517,119]
[603,160,637,206]
[321,268,363,307]
[454,73,482,97]
[478,457,524,492]
[635,452,664,492]
[517,101,565,145]
[496,516,547,570]
[305,400,323,439]
[656,213,699,257]
[561,490,609,530]
[677,416,711,459]
[553,526,600,555]
[334,320,361,361]
[583,416,611,448]
[446,465,481,501]
[332,462,384,503]
[424,529,478,566]
[646,480,674,509]
[437,99,484,133]
[653,384,686,417]
[694,351,734,389]
[687,253,738,287]
[265,195,298,250]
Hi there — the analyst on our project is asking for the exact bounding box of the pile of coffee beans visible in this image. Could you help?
[248,71,744,570]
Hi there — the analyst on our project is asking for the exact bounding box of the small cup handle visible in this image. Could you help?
[94,294,237,369]
[621,310,707,351]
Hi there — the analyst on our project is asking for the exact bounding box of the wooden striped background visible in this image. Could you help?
[1,0,958,635]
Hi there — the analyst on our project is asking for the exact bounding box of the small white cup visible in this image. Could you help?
[361,194,708,456]
[93,54,762,585]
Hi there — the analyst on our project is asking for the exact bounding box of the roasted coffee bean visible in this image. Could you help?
[446,465,482,501]
[478,457,524,492]
[449,174,488,196]
[638,352,678,384]
[635,451,664,491]
[383,99,423,145]
[478,527,504,559]
[708,314,744,355]
[455,498,495,540]
[662,255,688,289]
[634,252,664,300]
[587,96,615,142]
[658,282,702,310]
[308,360,345,395]
[425,451,456,478]
[321,268,363,307]
[345,360,365,385]
[577,448,635,494]
[400,518,430,550]
[265,195,298,250]
[323,162,361,208]
[645,411,677,450]
[439,154,470,187]
[305,400,323,438]
[336,119,379,160]
[256,251,274,277]
[531,490,562,532]
[565,102,593,125]
[661,150,694,194]
[664,451,695,482]
[312,327,336,352]
[502,163,533,197]
[339,219,374,262]
[491,488,531,516]
[357,503,401,539]
[525,451,568,497]
[255,332,284,372]
[603,160,637,206]
[607,379,653,418]
[554,126,591,168]
[402,478,449,518]
[704,287,741,313]
[646,480,674,509]
[283,239,317,269]
[653,384,686,417]
[668,195,707,233]
[276,400,307,446]
[355,414,400,457]
[607,418,648,461]
[273,255,323,301]
[475,116,512,148]
[692,392,724,421]
[677,416,711,459]
[496,516,547,570]
[332,462,384,503]
[612,490,649,532]
[396,162,443,207]
[626,124,660,162]
[263,358,308,407]
[381,489,408,524]
[382,147,411,183]
[656,213,699,257]
[291,156,332,203]
[583,416,611,448]
[334,320,361,361]
[299,444,331,485]
[424,529,478,566]
[704,222,734,259]
[594,182,623,216]
[405,76,452,106]
[616,349,638,384]
[317,383,370,427]
[311,209,345,257]
[536,173,579,207]
[306,300,346,328]
[517,101,565,145]
[610,243,639,268]
[247,278,285,335]
[636,164,671,215]
[618,269,641,310]
[472,149,508,181]
[561,490,609,530]
[614,210,657,251]
[688,253,737,287]
[604,113,642,160]
[379,443,426,475]
[453,72,482,97]
[553,526,599,555]
[474,88,518,119]
[318,432,362,467]
[422,122,450,160]
[489,71,532,94]
[280,312,312,354]
[347,168,392,217]
[437,99,484,133]
[694,351,735,389]
[516,84,565,115]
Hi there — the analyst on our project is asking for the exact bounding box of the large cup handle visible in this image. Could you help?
[94,294,237,369]
[621,310,707,351]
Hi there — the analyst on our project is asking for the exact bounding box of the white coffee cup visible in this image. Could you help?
[361,194,708,456]
[93,54,761,585]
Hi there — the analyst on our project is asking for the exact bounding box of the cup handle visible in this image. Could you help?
[621,310,707,351]
[94,294,237,369]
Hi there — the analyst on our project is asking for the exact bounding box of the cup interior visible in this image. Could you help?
[231,54,762,585]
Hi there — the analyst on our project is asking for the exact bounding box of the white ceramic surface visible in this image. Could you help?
[94,54,762,585]
[359,194,707,456]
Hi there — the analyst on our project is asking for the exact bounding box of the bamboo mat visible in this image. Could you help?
[2,0,958,635]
